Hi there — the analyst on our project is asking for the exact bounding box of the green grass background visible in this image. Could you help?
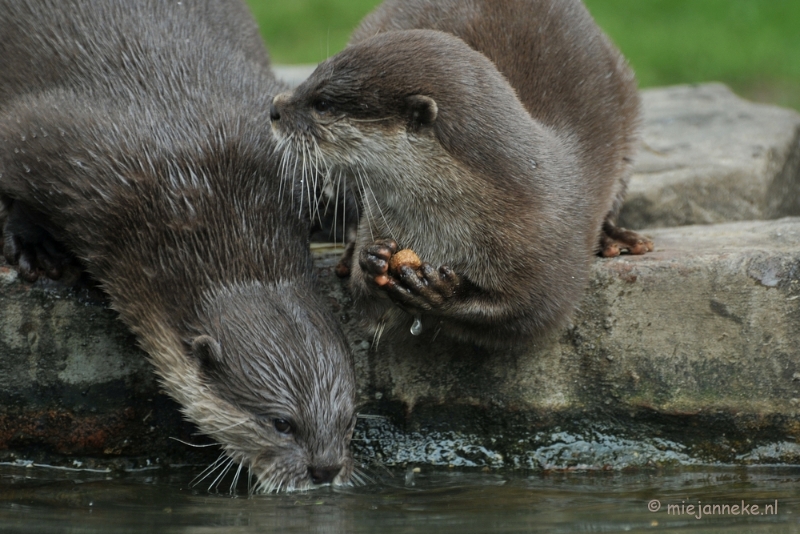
[244,0,800,110]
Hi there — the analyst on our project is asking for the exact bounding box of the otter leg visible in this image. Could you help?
[600,220,654,258]
[2,200,72,281]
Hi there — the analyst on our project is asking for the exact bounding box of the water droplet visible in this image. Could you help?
[410,317,423,336]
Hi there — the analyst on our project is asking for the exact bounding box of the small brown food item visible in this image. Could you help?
[389,248,421,274]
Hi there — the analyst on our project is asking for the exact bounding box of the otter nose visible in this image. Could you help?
[308,465,341,485]
[269,102,281,122]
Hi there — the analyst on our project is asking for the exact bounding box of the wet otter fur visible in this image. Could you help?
[270,0,651,348]
[0,0,357,492]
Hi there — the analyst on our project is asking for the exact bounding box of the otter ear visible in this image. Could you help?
[405,95,438,127]
[192,335,223,367]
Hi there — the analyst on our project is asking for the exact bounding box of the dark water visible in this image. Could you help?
[1,463,799,533]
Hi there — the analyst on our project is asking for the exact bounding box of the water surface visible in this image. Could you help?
[1,464,798,533]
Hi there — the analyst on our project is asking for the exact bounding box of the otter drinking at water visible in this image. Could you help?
[1,0,357,492]
[270,0,652,348]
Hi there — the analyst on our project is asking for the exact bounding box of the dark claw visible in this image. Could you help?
[17,250,40,282]
[3,233,21,264]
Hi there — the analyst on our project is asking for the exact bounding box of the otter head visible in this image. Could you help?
[269,29,531,210]
[269,30,456,168]
[188,281,357,493]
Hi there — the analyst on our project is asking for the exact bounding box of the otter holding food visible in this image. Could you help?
[1,0,357,492]
[270,0,651,348]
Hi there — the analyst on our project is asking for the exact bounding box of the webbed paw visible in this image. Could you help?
[600,221,654,257]
[359,239,461,311]
[2,201,72,282]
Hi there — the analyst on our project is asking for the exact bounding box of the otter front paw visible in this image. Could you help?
[600,221,654,258]
[358,238,398,286]
[3,202,72,282]
[385,262,460,311]
[358,240,461,310]
[3,230,70,282]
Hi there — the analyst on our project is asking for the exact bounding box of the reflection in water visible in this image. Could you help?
[0,464,799,533]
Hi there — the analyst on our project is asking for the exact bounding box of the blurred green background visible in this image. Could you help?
[245,0,800,110]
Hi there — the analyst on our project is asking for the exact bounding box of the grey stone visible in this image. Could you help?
[620,83,800,229]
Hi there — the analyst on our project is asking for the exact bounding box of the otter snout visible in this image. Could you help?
[309,465,342,485]
[270,93,290,122]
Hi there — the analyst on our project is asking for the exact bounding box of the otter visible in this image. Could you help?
[0,0,357,492]
[269,0,651,348]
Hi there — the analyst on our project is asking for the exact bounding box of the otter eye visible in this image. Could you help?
[273,418,293,434]
[313,99,333,114]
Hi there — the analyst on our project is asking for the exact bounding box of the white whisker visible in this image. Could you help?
[208,456,235,492]
[353,169,376,242]
[190,452,227,488]
[169,437,220,448]
[358,161,396,242]
[230,461,244,495]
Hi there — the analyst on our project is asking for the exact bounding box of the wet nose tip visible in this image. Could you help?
[308,465,342,485]
[269,102,281,122]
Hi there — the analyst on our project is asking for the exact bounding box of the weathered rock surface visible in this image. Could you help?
[619,84,800,229]
[0,266,213,468]
[2,83,800,470]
